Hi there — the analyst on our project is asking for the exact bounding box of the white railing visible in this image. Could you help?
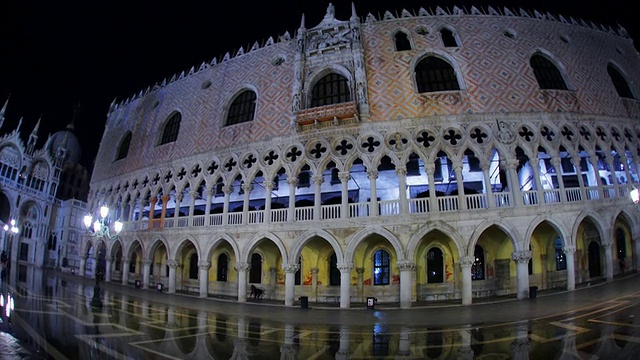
[163,218,174,228]
[437,196,459,212]
[271,208,288,222]
[543,189,561,204]
[379,200,400,216]
[409,198,430,214]
[210,214,223,226]
[494,193,510,207]
[521,191,538,206]
[295,207,314,221]
[586,187,600,200]
[248,210,264,224]
[565,188,582,202]
[603,185,615,198]
[349,203,369,218]
[465,194,487,210]
[322,205,341,220]
[228,212,242,225]
[192,215,205,227]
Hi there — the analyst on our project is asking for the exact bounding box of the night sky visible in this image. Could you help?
[0,1,637,167]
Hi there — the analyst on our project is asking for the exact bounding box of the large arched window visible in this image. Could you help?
[189,253,198,279]
[415,56,460,93]
[115,132,132,161]
[249,253,262,283]
[394,31,411,51]
[217,253,228,282]
[427,247,444,283]
[607,64,635,99]
[329,252,340,286]
[226,90,257,126]
[471,245,485,280]
[310,73,351,107]
[373,249,390,285]
[530,54,568,90]
[159,112,181,145]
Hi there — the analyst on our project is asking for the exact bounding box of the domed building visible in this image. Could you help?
[86,4,640,308]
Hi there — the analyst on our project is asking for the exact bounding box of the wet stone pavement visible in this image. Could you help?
[0,266,639,359]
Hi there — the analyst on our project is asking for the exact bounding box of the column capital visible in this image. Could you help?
[282,263,300,273]
[222,185,234,195]
[167,260,179,268]
[459,256,475,267]
[262,180,274,191]
[511,250,532,263]
[235,262,251,272]
[312,175,324,185]
[395,166,407,177]
[287,177,299,187]
[366,169,378,179]
[356,267,364,275]
[337,263,353,272]
[311,267,319,275]
[241,183,253,193]
[338,172,351,182]
[142,259,153,266]
[397,261,416,272]
[198,261,211,270]
[175,192,184,202]
[563,245,576,254]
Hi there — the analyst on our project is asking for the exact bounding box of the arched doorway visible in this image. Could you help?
[588,241,601,278]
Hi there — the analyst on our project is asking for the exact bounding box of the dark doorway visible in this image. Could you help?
[588,241,601,278]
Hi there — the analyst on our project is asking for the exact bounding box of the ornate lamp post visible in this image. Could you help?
[1,218,18,276]
[83,205,122,308]
[630,185,640,211]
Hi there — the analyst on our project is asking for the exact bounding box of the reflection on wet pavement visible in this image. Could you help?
[1,268,639,359]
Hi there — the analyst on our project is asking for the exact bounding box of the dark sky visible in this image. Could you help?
[0,1,637,167]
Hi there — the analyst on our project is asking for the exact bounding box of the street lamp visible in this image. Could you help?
[1,218,18,276]
[630,185,640,211]
[83,204,122,308]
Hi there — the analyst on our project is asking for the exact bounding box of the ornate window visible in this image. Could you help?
[310,73,351,107]
[217,253,228,282]
[189,253,198,279]
[394,31,411,51]
[471,245,485,280]
[249,253,262,283]
[115,131,132,161]
[427,247,444,283]
[329,252,340,286]
[607,64,635,99]
[415,56,460,93]
[440,28,458,47]
[159,112,181,145]
[226,90,257,126]
[373,249,390,285]
[530,55,568,90]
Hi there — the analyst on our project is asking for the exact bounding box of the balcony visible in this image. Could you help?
[295,101,358,130]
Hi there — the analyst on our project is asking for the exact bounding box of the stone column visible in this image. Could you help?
[398,261,415,309]
[311,267,319,301]
[512,251,532,299]
[506,159,522,206]
[587,152,605,199]
[187,190,196,221]
[236,262,250,302]
[460,256,474,305]
[262,180,273,223]
[458,329,475,360]
[356,267,364,302]
[199,261,211,298]
[396,167,408,214]
[160,195,170,227]
[105,256,112,282]
[336,325,350,360]
[174,192,183,223]
[167,260,178,293]
[128,198,136,222]
[453,161,466,210]
[269,267,277,300]
[79,256,86,277]
[481,163,495,208]
[338,263,353,309]
[603,242,614,282]
[287,178,298,222]
[510,323,530,360]
[142,259,151,288]
[122,259,130,285]
[531,156,544,204]
[242,183,252,225]
[222,185,233,225]
[338,172,350,219]
[550,158,567,203]
[204,187,214,223]
[572,157,586,200]
[367,170,379,216]
[564,245,576,290]
[424,164,437,212]
[280,324,299,359]
[606,156,620,195]
[312,175,323,221]
[398,327,412,358]
[634,237,640,271]
[283,263,299,306]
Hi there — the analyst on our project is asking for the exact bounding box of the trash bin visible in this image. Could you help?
[300,296,308,309]
[367,297,375,309]
[135,280,141,288]
[529,286,538,299]
[156,283,163,292]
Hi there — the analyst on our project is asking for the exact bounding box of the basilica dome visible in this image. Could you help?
[47,122,81,165]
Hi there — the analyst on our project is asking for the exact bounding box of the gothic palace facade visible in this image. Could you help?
[86,4,640,308]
